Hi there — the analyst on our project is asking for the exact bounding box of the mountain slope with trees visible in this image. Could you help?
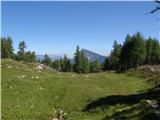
[1,32,160,74]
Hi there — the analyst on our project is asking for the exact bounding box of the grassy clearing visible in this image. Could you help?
[1,59,155,120]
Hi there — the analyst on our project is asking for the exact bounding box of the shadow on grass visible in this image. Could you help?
[83,90,160,111]
[102,102,160,120]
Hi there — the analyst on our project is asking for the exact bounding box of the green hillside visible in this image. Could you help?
[1,59,159,120]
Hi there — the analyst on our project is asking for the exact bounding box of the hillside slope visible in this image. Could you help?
[1,59,159,120]
[126,65,160,91]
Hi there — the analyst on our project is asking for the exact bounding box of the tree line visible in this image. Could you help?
[1,37,101,73]
[1,37,36,62]
[41,46,101,73]
[103,32,160,71]
[1,32,160,73]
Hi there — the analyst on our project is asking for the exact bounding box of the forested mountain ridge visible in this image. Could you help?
[36,54,62,61]
[1,32,160,73]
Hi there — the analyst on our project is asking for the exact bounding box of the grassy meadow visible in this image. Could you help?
[2,59,159,120]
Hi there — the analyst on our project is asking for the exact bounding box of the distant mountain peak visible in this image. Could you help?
[36,49,106,63]
[81,49,106,63]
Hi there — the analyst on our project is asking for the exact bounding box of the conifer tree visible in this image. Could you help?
[103,57,111,71]
[81,52,89,73]
[120,34,133,70]
[1,37,14,58]
[73,46,82,73]
[51,60,60,71]
[63,54,71,72]
[146,37,160,64]
[131,32,146,68]
[17,41,27,61]
[24,51,36,62]
[110,40,121,70]
[89,60,100,73]
[59,59,64,72]
[42,54,51,66]
[65,59,72,72]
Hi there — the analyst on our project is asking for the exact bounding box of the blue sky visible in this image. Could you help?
[1,1,159,58]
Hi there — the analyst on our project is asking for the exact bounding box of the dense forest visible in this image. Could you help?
[1,32,160,73]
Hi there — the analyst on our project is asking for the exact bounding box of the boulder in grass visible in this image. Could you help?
[85,75,89,78]
[72,75,75,77]
[21,76,25,78]
[52,118,58,120]
[36,64,44,71]
[7,65,12,69]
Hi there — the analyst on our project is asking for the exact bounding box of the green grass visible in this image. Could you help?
[1,59,154,120]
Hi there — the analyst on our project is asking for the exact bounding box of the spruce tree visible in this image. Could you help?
[110,40,121,70]
[89,60,100,73]
[81,52,89,73]
[63,54,71,72]
[146,37,153,64]
[59,59,64,72]
[120,34,133,70]
[150,38,160,64]
[42,54,51,66]
[17,41,27,61]
[1,37,14,58]
[51,60,60,71]
[73,46,82,73]
[65,59,72,72]
[131,32,146,68]
[24,51,36,62]
[103,57,110,71]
